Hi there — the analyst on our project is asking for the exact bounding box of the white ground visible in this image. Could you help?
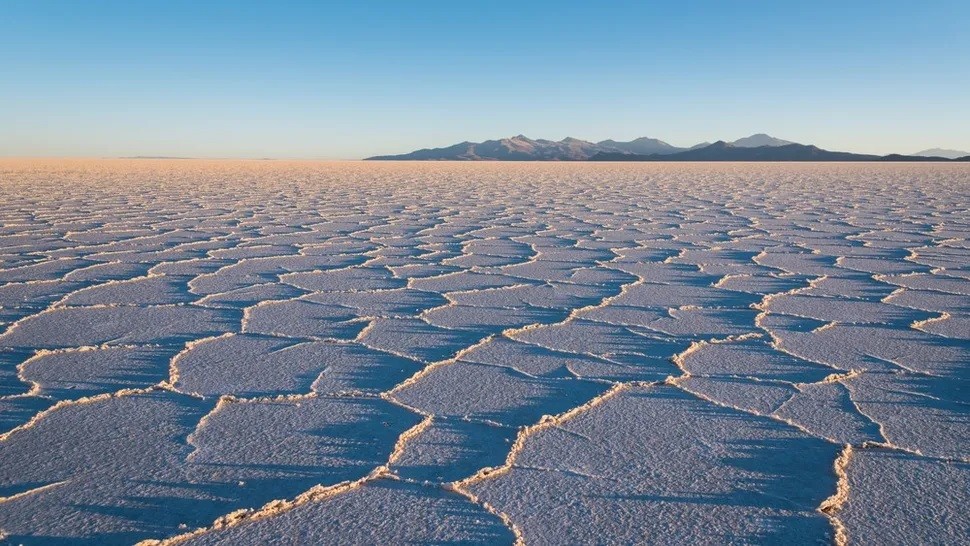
[0,160,966,545]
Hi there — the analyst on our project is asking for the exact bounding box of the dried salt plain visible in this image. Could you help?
[0,159,967,545]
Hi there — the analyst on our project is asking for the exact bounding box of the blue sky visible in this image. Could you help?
[2,1,968,158]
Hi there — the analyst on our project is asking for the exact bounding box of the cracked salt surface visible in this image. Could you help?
[0,160,967,545]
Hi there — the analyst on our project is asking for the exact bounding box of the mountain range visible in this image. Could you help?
[912,148,970,160]
[367,134,970,162]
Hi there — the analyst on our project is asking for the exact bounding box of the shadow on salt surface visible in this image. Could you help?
[0,391,216,545]
[0,279,89,313]
[181,479,518,546]
[647,307,761,338]
[447,282,613,310]
[409,271,535,293]
[839,448,969,545]
[280,266,407,292]
[681,338,832,384]
[713,273,811,296]
[195,282,308,309]
[0,258,97,284]
[600,435,832,507]
[773,381,883,445]
[0,392,420,545]
[611,281,763,310]
[764,292,935,326]
[422,304,570,334]
[310,345,424,395]
[359,317,485,362]
[918,313,970,340]
[762,314,970,378]
[243,300,365,340]
[187,396,421,485]
[679,375,797,416]
[58,275,199,306]
[755,250,841,276]
[846,371,969,459]
[469,386,838,545]
[393,360,610,428]
[511,319,690,363]
[187,254,371,295]
[0,348,34,397]
[21,346,178,400]
[305,288,449,317]
[0,396,55,435]
[460,336,599,379]
[392,418,518,482]
[0,305,241,350]
[0,309,236,433]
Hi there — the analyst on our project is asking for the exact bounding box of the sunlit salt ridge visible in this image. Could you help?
[0,159,966,545]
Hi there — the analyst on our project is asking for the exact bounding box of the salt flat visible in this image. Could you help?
[0,159,967,545]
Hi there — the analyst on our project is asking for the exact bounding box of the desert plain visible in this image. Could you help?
[0,159,967,545]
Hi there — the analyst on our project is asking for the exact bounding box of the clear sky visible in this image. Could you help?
[2,0,968,158]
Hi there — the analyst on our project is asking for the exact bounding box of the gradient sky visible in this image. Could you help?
[2,0,969,158]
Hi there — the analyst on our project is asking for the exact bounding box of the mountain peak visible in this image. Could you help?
[732,134,795,147]
[595,136,680,156]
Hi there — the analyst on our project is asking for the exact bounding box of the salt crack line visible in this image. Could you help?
[447,487,526,546]
[910,311,951,332]
[0,480,70,504]
[818,444,853,546]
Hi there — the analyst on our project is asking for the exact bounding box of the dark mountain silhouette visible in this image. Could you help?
[368,135,607,161]
[591,142,958,162]
[591,142,876,161]
[368,134,798,160]
[368,134,692,160]
[731,133,794,147]
[368,134,966,162]
[879,153,956,162]
[595,137,684,155]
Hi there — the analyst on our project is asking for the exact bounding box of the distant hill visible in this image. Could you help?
[591,142,878,162]
[731,134,794,147]
[595,137,684,156]
[912,148,970,160]
[368,134,966,162]
[591,142,960,162]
